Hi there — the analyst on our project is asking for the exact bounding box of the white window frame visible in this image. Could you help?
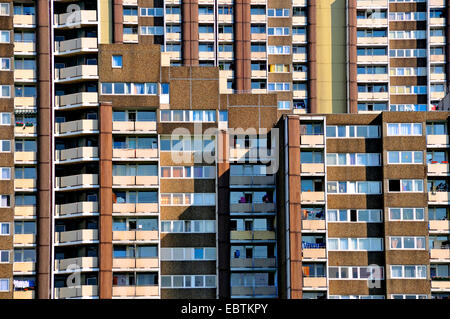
[0,222,10,235]
[386,123,423,136]
[388,179,424,193]
[0,3,9,16]
[0,112,11,125]
[0,250,9,263]
[327,238,384,251]
[327,209,383,223]
[0,31,10,43]
[0,58,10,71]
[327,181,382,194]
[0,85,11,98]
[160,275,216,288]
[0,278,9,292]
[388,208,424,221]
[391,294,428,299]
[326,153,381,166]
[389,236,426,250]
[390,265,427,279]
[387,151,423,164]
[328,266,384,280]
[0,167,11,180]
[160,247,216,261]
[160,193,216,206]
[111,55,123,68]
[326,125,380,138]
[160,220,215,233]
[160,166,215,179]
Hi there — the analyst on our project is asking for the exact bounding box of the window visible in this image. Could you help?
[113,164,157,176]
[0,31,10,43]
[390,236,426,250]
[427,122,447,135]
[330,295,385,299]
[268,46,290,55]
[387,123,422,136]
[14,248,36,262]
[160,275,216,288]
[327,181,382,194]
[301,151,324,164]
[0,222,10,235]
[0,58,10,71]
[0,250,9,263]
[326,153,380,166]
[428,207,449,221]
[140,26,164,35]
[328,238,383,251]
[0,279,9,292]
[267,82,290,92]
[0,167,10,180]
[326,125,380,138]
[15,139,36,152]
[140,7,164,17]
[14,221,35,235]
[0,85,10,98]
[0,3,9,16]
[113,191,158,204]
[328,266,384,280]
[387,151,423,164]
[15,167,36,179]
[389,208,424,221]
[101,83,157,95]
[161,220,215,233]
[268,27,289,36]
[277,101,291,109]
[391,295,427,299]
[388,179,423,192]
[160,247,216,261]
[160,193,215,206]
[112,55,122,68]
[159,110,216,123]
[390,265,427,279]
[267,8,289,17]
[327,210,382,223]
[160,166,215,179]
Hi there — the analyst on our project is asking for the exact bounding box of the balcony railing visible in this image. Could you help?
[55,65,98,82]
[54,285,98,299]
[14,206,36,218]
[112,176,158,187]
[427,135,449,146]
[230,258,276,268]
[112,148,158,160]
[112,286,158,298]
[55,257,98,272]
[112,203,158,214]
[55,229,98,244]
[113,258,158,270]
[54,37,98,55]
[229,175,275,186]
[54,10,97,28]
[301,135,324,147]
[14,234,35,246]
[56,174,98,189]
[230,230,276,241]
[56,201,98,217]
[55,147,98,163]
[55,119,98,136]
[13,14,36,26]
[13,290,35,299]
[14,179,36,190]
[303,277,327,289]
[112,121,157,133]
[112,230,158,242]
[13,262,35,273]
[231,286,277,297]
[15,151,37,163]
[230,202,276,213]
[55,92,98,109]
[429,220,450,232]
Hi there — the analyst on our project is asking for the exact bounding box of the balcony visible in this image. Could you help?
[356,0,388,8]
[14,69,36,82]
[15,152,37,163]
[293,53,307,62]
[302,220,326,231]
[219,14,233,24]
[430,36,445,45]
[165,14,181,23]
[250,52,266,60]
[14,234,35,246]
[198,51,215,60]
[112,230,158,242]
[428,163,450,176]
[357,74,389,82]
[123,0,138,5]
[55,257,98,272]
[165,32,181,41]
[293,90,307,99]
[123,15,138,24]
[302,248,326,260]
[251,33,266,41]
[428,192,450,204]
[54,10,97,28]
[230,203,276,214]
[230,175,275,186]
[430,73,446,82]
[112,176,158,187]
[293,71,307,81]
[13,262,35,274]
[55,229,98,244]
[358,92,388,100]
[112,121,157,133]
[14,206,36,218]
[427,135,449,147]
[55,92,98,109]
[13,14,36,27]
[292,35,307,44]
[123,34,138,43]
[431,280,450,291]
[229,148,272,162]
[55,147,98,163]
[13,290,35,299]
[14,179,36,191]
[303,277,327,289]
[251,70,266,78]
[231,286,277,298]
[230,258,276,268]
[293,0,307,5]
[113,258,158,270]
[56,174,98,190]
[14,97,36,109]
[14,124,36,136]
[198,14,214,23]
[54,37,98,56]
[56,202,98,217]
[357,37,387,45]
[429,220,450,232]
[54,285,98,299]
[357,18,387,27]
[430,249,450,261]
[230,230,276,241]
[55,65,98,83]
[292,16,307,25]
[112,148,158,160]
[55,119,98,136]
[431,92,446,101]
[301,192,325,204]
[301,164,325,175]
[112,203,158,215]
[357,55,388,64]
[14,42,36,55]
[112,286,158,298]
[431,54,445,63]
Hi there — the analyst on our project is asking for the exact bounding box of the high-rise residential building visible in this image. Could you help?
[0,0,448,300]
